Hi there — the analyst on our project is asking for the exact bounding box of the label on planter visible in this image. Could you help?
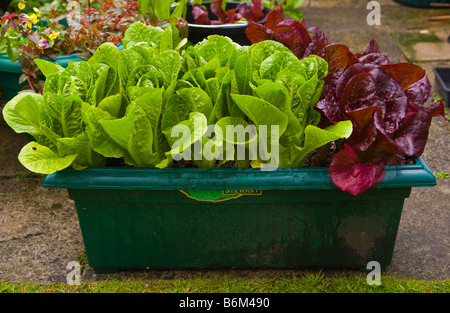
[180,190,262,202]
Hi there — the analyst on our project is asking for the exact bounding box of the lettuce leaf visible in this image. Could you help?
[317,41,447,195]
[122,22,164,49]
[18,142,77,174]
[3,25,354,177]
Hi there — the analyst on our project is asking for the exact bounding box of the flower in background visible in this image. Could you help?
[33,8,42,18]
[18,2,25,11]
[49,31,59,40]
[19,13,38,29]
[19,13,27,25]
[38,38,49,49]
[29,14,38,25]
[21,18,32,29]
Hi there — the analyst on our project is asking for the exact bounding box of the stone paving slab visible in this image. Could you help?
[0,106,30,178]
[392,30,450,62]
[0,177,82,283]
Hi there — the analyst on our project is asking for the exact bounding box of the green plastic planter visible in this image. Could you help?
[43,157,436,274]
[0,53,80,101]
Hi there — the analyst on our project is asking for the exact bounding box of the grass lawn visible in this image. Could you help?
[1,273,449,293]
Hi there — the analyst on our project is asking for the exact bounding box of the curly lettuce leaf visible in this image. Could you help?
[317,40,447,195]
[18,142,77,174]
[329,144,385,196]
[122,22,164,49]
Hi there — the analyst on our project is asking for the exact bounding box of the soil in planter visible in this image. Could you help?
[219,161,238,168]
[104,158,240,169]
[102,151,332,169]
[104,157,130,168]
[303,142,337,168]
[171,159,199,168]
[101,148,416,170]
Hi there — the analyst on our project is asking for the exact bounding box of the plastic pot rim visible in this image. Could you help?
[0,52,81,73]
[42,157,437,191]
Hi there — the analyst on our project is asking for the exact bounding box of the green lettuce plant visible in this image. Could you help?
[2,43,121,173]
[3,21,351,174]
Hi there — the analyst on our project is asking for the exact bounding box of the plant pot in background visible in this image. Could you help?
[433,67,450,106]
[0,52,81,101]
[0,54,27,101]
[185,1,268,46]
[42,157,436,274]
[0,17,75,100]
[0,40,125,101]
[395,0,450,7]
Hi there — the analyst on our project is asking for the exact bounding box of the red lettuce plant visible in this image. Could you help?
[192,0,265,25]
[317,41,446,195]
[247,10,447,196]
[246,6,328,59]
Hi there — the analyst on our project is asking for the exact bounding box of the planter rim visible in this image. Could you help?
[42,157,436,191]
[0,54,26,73]
[0,52,80,73]
[0,52,80,60]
